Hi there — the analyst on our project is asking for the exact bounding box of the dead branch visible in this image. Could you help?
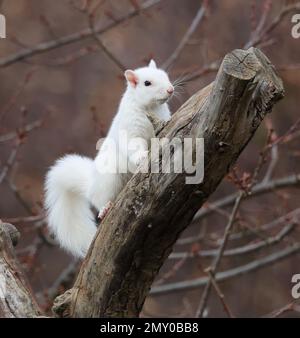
[52,47,284,318]
[0,222,42,317]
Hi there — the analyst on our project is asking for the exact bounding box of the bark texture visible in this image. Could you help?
[0,222,42,317]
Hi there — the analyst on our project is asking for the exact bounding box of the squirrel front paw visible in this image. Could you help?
[98,201,113,222]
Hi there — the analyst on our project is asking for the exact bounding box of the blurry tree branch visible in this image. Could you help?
[162,4,206,70]
[0,0,161,68]
[196,192,244,317]
[186,2,300,83]
[195,124,294,317]
[85,2,126,71]
[193,174,300,223]
[0,140,21,185]
[0,119,43,143]
[150,242,300,296]
[206,269,234,318]
[263,301,300,318]
[245,2,300,49]
[170,221,296,259]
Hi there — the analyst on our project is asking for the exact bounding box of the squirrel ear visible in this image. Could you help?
[124,70,138,87]
[148,59,157,69]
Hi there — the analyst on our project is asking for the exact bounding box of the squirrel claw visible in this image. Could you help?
[98,201,113,222]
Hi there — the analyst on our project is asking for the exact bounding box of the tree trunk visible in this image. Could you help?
[52,47,284,318]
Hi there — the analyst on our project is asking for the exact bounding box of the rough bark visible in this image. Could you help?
[52,47,284,318]
[0,221,42,317]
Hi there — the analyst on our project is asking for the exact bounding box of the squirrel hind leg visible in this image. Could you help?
[98,201,113,222]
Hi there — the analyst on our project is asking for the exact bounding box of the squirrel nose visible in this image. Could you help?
[167,86,174,95]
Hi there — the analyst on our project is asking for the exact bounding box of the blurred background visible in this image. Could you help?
[0,0,300,317]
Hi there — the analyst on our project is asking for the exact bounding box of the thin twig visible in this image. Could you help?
[207,270,235,318]
[87,7,126,71]
[3,214,45,224]
[186,2,300,83]
[0,69,36,122]
[193,174,300,223]
[262,302,298,318]
[162,4,206,70]
[196,192,244,317]
[150,243,300,295]
[263,144,279,183]
[170,222,296,259]
[6,177,34,215]
[244,0,272,49]
[0,140,21,184]
[0,0,161,68]
[46,260,78,299]
[0,119,43,143]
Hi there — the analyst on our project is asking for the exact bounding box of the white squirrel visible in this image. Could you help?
[45,59,174,258]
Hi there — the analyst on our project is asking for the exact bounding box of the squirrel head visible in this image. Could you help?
[124,60,174,108]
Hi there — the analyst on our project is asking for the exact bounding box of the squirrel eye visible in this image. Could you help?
[144,80,151,86]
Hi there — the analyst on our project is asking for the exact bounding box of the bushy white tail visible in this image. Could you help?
[45,155,96,258]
